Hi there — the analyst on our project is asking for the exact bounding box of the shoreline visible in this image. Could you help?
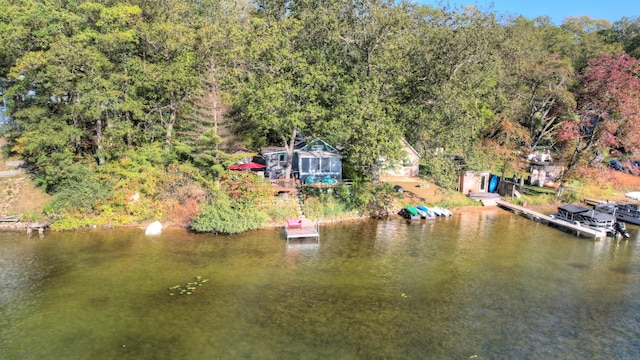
[0,202,565,234]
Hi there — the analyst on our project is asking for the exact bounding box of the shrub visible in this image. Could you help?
[49,165,113,214]
[333,181,402,217]
[218,171,272,203]
[304,194,355,220]
[261,197,299,223]
[191,191,269,234]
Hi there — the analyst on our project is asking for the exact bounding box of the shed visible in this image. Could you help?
[458,170,492,194]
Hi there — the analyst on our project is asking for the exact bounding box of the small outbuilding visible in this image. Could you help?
[457,170,492,195]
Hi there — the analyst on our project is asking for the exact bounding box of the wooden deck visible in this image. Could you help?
[496,200,607,240]
[284,218,319,242]
[270,179,297,195]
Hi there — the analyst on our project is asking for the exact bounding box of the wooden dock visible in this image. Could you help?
[284,218,319,242]
[495,200,607,240]
[583,198,605,206]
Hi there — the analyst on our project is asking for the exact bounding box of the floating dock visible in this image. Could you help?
[496,200,607,240]
[284,218,320,243]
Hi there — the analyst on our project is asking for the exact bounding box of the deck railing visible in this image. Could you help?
[269,178,297,189]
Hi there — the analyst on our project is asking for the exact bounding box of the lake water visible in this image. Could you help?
[1,209,639,359]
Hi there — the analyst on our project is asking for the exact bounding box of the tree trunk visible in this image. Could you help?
[96,117,105,165]
[165,110,176,149]
[283,127,298,179]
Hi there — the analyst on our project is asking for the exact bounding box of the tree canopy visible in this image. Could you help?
[1,0,639,193]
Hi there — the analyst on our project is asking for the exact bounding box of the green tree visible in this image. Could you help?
[608,17,640,58]
[490,17,576,151]
[558,16,622,71]
[232,16,328,178]
[401,5,504,167]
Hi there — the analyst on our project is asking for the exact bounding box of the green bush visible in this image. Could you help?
[420,155,460,190]
[333,181,402,216]
[49,164,113,213]
[304,193,355,219]
[261,198,299,222]
[191,191,269,234]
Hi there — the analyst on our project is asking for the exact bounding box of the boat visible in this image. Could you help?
[417,205,436,220]
[594,192,640,226]
[551,204,629,238]
[398,206,421,220]
[594,202,640,226]
[431,207,452,217]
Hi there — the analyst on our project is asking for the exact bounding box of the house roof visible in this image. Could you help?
[261,138,340,156]
[261,146,287,155]
[401,138,421,158]
[299,138,339,153]
[296,150,341,158]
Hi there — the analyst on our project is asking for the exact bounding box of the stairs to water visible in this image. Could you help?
[294,184,306,218]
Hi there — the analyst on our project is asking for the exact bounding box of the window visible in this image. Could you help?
[278,153,287,162]
[310,158,320,173]
[321,158,331,172]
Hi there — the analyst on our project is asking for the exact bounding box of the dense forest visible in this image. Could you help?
[1,0,640,232]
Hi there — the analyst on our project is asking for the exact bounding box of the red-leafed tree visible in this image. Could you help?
[556,53,640,180]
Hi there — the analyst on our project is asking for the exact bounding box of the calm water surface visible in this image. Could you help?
[1,209,639,359]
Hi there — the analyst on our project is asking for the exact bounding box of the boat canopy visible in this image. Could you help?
[625,192,640,202]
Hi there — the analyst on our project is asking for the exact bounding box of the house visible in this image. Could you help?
[260,146,291,179]
[260,138,342,183]
[293,138,342,183]
[379,139,421,177]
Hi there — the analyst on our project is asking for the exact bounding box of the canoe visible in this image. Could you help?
[406,206,419,216]
[398,208,421,220]
[432,207,452,217]
[417,205,436,219]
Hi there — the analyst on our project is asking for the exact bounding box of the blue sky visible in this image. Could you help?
[418,1,640,25]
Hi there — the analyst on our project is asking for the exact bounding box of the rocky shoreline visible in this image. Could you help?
[0,220,49,234]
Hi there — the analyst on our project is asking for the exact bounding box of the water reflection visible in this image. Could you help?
[1,212,639,359]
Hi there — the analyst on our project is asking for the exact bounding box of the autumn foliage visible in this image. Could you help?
[577,53,640,151]
[554,53,640,179]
